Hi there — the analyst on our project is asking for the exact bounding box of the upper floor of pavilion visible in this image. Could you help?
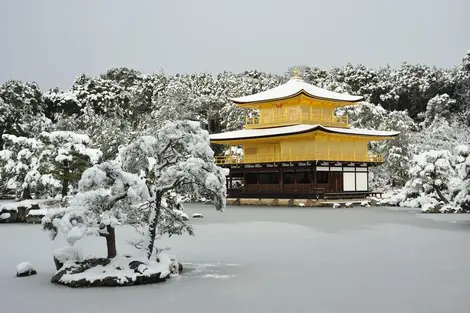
[232,72,363,129]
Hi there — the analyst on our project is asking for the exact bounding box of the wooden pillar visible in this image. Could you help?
[314,165,317,198]
[328,166,332,193]
[280,167,284,193]
[310,165,314,194]
[293,165,297,193]
[229,170,233,189]
[367,165,369,192]
[243,171,246,192]
[340,166,344,192]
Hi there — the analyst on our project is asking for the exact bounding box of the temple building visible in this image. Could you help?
[209,72,399,199]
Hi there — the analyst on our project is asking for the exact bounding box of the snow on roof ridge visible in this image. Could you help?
[231,78,364,104]
[209,124,399,141]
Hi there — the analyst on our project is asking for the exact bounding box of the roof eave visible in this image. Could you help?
[231,90,364,106]
[209,127,400,143]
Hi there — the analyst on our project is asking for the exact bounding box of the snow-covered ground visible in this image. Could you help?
[1,204,470,313]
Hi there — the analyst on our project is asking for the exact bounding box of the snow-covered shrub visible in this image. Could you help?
[52,246,84,270]
[421,203,438,213]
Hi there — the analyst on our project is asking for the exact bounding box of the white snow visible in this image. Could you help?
[439,205,455,213]
[421,203,436,213]
[57,255,172,285]
[53,246,83,264]
[16,262,35,275]
[209,124,400,141]
[0,199,53,213]
[173,210,189,221]
[345,202,353,208]
[192,213,204,218]
[66,227,87,246]
[27,208,49,216]
[0,212,11,220]
[231,77,364,104]
[298,203,305,207]
[332,203,341,208]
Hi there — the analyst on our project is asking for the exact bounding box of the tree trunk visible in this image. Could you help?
[61,167,70,197]
[106,226,117,258]
[61,180,69,198]
[433,184,450,204]
[146,194,162,259]
[21,185,33,200]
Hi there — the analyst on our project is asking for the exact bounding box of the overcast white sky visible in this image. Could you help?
[0,0,469,89]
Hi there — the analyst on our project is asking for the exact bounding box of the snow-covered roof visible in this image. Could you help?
[210,124,399,142]
[231,77,364,104]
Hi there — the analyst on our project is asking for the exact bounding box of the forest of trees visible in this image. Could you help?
[0,50,469,211]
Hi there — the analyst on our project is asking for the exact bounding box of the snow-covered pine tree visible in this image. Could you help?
[39,131,102,197]
[406,150,456,206]
[0,80,52,147]
[120,120,227,259]
[454,50,470,125]
[453,145,470,211]
[0,134,43,199]
[54,105,135,161]
[42,160,150,258]
[422,94,458,127]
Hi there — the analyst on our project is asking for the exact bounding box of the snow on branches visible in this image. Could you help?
[0,131,102,199]
[120,120,226,258]
[39,131,103,197]
[395,145,470,212]
[121,120,226,209]
[43,120,226,259]
[42,160,150,258]
[0,134,45,199]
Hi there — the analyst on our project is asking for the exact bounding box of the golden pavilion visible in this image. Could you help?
[209,71,399,199]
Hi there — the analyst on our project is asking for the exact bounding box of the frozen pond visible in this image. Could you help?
[1,204,470,313]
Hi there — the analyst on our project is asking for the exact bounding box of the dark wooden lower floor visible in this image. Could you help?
[226,189,380,200]
[223,161,376,199]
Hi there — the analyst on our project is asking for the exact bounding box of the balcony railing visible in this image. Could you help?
[215,152,384,165]
[245,112,349,129]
